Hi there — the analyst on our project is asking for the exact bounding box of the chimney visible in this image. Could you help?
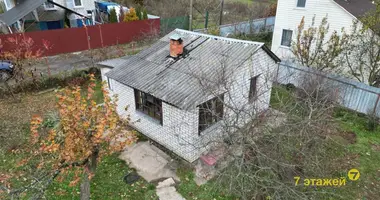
[169,34,184,58]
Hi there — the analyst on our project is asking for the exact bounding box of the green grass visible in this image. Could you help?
[45,154,157,200]
[176,166,235,200]
[2,83,378,200]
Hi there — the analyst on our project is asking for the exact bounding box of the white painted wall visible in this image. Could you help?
[101,48,277,162]
[271,0,356,59]
[65,0,95,21]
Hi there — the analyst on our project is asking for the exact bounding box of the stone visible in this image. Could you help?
[119,142,180,182]
[156,186,186,200]
[194,176,207,186]
[157,178,176,189]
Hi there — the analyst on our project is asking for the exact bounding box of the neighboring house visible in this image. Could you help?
[0,0,95,32]
[0,0,15,11]
[98,29,280,162]
[94,1,159,24]
[271,0,376,59]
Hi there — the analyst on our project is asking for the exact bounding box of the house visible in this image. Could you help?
[98,29,280,162]
[94,1,159,24]
[0,0,95,32]
[271,0,376,59]
[1,0,15,11]
[25,0,96,30]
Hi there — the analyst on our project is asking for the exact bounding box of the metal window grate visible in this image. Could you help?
[134,89,163,124]
[249,75,260,103]
[198,95,224,133]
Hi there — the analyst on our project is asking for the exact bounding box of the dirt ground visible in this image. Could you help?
[33,42,151,76]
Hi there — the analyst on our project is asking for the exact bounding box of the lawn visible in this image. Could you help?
[1,81,378,200]
[226,0,277,4]
[44,154,157,200]
[0,80,157,200]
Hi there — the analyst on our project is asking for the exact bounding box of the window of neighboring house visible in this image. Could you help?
[107,77,113,91]
[44,1,55,10]
[281,29,293,47]
[73,0,83,7]
[134,89,163,124]
[249,75,260,103]
[198,95,224,133]
[297,0,306,8]
[4,0,12,10]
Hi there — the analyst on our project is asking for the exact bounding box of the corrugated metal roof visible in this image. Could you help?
[0,0,47,26]
[105,29,278,110]
[97,56,130,68]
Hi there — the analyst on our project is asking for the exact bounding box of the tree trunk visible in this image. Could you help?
[80,150,99,200]
[80,172,91,200]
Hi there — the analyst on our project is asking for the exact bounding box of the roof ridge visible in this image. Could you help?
[174,29,265,47]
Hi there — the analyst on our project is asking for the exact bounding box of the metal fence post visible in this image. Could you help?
[373,94,380,116]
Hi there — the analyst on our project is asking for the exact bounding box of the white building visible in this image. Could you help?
[0,0,96,32]
[98,29,280,162]
[271,0,376,59]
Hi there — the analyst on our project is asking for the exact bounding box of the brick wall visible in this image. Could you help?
[101,48,277,162]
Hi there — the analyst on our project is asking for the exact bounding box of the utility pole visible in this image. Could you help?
[189,0,193,31]
[219,0,225,26]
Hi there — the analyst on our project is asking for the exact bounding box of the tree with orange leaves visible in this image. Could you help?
[6,74,137,199]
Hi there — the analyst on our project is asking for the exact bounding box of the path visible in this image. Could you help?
[119,142,186,200]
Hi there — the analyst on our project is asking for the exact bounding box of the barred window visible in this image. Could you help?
[198,95,224,133]
[134,89,163,124]
[249,75,259,103]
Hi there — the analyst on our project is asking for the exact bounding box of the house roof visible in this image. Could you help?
[334,0,376,19]
[0,0,89,26]
[0,0,47,26]
[104,29,280,110]
[97,56,131,68]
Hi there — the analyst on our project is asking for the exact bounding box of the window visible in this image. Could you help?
[73,0,83,7]
[44,1,55,9]
[4,0,12,10]
[198,95,224,133]
[297,0,306,8]
[107,77,113,91]
[134,89,163,124]
[249,75,259,103]
[281,29,293,47]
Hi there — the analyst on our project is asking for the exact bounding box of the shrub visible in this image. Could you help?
[142,8,148,20]
[109,8,118,23]
[233,32,273,47]
[366,110,379,131]
[136,6,142,20]
[124,8,139,22]
[0,68,101,98]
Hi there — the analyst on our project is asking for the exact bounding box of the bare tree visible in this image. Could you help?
[291,16,349,72]
[172,44,345,199]
[343,2,380,87]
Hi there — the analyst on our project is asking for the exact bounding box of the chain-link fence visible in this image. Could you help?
[160,16,189,35]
